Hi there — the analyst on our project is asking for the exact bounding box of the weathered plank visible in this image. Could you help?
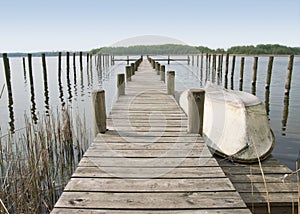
[54,192,246,209]
[64,177,236,192]
[51,208,251,214]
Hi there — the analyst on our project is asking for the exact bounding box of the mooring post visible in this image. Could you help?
[168,55,170,64]
[167,71,175,96]
[131,63,135,76]
[188,89,205,135]
[160,65,165,82]
[117,73,125,97]
[239,57,245,91]
[28,53,34,88]
[92,89,107,135]
[2,53,12,97]
[252,56,259,86]
[22,57,26,79]
[126,66,131,81]
[79,51,83,71]
[265,56,274,89]
[155,62,159,71]
[66,52,70,72]
[157,63,160,75]
[284,55,294,95]
[58,52,62,78]
[231,55,236,80]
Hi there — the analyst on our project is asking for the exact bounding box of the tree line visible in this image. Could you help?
[2,44,299,57]
[91,44,300,55]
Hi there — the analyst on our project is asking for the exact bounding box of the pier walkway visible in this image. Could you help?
[52,59,250,213]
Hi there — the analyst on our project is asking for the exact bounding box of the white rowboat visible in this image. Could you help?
[179,84,274,163]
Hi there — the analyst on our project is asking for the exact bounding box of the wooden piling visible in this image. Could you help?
[188,89,205,135]
[225,53,229,79]
[284,55,294,95]
[192,55,194,66]
[66,52,70,72]
[80,51,83,71]
[73,52,76,69]
[131,63,135,76]
[230,55,236,90]
[92,89,107,134]
[197,55,199,67]
[239,57,245,91]
[126,66,131,81]
[160,65,165,82]
[212,54,216,83]
[117,73,125,97]
[2,53,12,97]
[157,63,160,75]
[252,57,258,86]
[28,53,34,88]
[58,52,62,79]
[167,71,175,96]
[42,53,49,111]
[265,56,274,89]
[168,55,170,64]
[2,53,15,131]
[200,53,204,80]
[22,57,26,80]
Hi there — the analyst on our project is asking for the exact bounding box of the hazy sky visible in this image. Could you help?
[0,0,299,52]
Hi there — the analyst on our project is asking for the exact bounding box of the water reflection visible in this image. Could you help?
[265,89,270,117]
[282,95,290,136]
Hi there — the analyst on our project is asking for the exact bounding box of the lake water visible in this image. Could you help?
[0,54,299,170]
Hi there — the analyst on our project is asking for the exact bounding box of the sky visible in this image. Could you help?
[0,0,299,52]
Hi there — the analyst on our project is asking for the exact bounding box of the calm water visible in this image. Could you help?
[0,54,299,170]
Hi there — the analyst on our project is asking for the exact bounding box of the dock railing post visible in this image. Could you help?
[117,73,125,97]
[92,89,107,135]
[131,63,135,76]
[252,56,259,86]
[188,89,205,135]
[167,71,175,96]
[160,65,165,82]
[126,66,131,81]
[157,63,160,75]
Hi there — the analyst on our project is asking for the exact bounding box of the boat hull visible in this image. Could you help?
[179,86,275,163]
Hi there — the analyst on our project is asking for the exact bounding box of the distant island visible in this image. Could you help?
[2,44,300,57]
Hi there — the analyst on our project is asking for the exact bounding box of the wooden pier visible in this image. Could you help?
[52,59,250,213]
[52,58,298,214]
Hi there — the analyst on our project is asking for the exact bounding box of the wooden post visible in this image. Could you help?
[188,89,205,135]
[168,55,170,64]
[127,56,129,65]
[239,57,245,91]
[66,52,70,72]
[2,53,15,132]
[92,89,107,134]
[167,71,175,96]
[42,53,49,111]
[230,55,236,90]
[160,65,165,82]
[131,63,135,76]
[79,51,83,71]
[58,52,62,79]
[212,54,216,83]
[73,52,76,69]
[28,53,34,89]
[197,55,199,67]
[2,53,12,97]
[192,55,194,66]
[157,63,160,75]
[252,57,259,87]
[200,53,204,79]
[284,55,294,95]
[265,56,274,89]
[225,53,229,78]
[22,57,27,80]
[155,62,159,71]
[187,56,190,65]
[117,73,125,97]
[126,66,131,81]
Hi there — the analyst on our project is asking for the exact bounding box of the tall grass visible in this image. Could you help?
[0,108,90,213]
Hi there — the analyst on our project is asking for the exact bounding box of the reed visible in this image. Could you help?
[0,108,90,213]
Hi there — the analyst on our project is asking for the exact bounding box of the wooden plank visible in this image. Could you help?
[64,177,236,192]
[53,192,246,209]
[78,157,219,167]
[51,208,251,214]
[72,166,226,179]
[234,182,298,193]
[88,142,204,150]
[83,148,212,158]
